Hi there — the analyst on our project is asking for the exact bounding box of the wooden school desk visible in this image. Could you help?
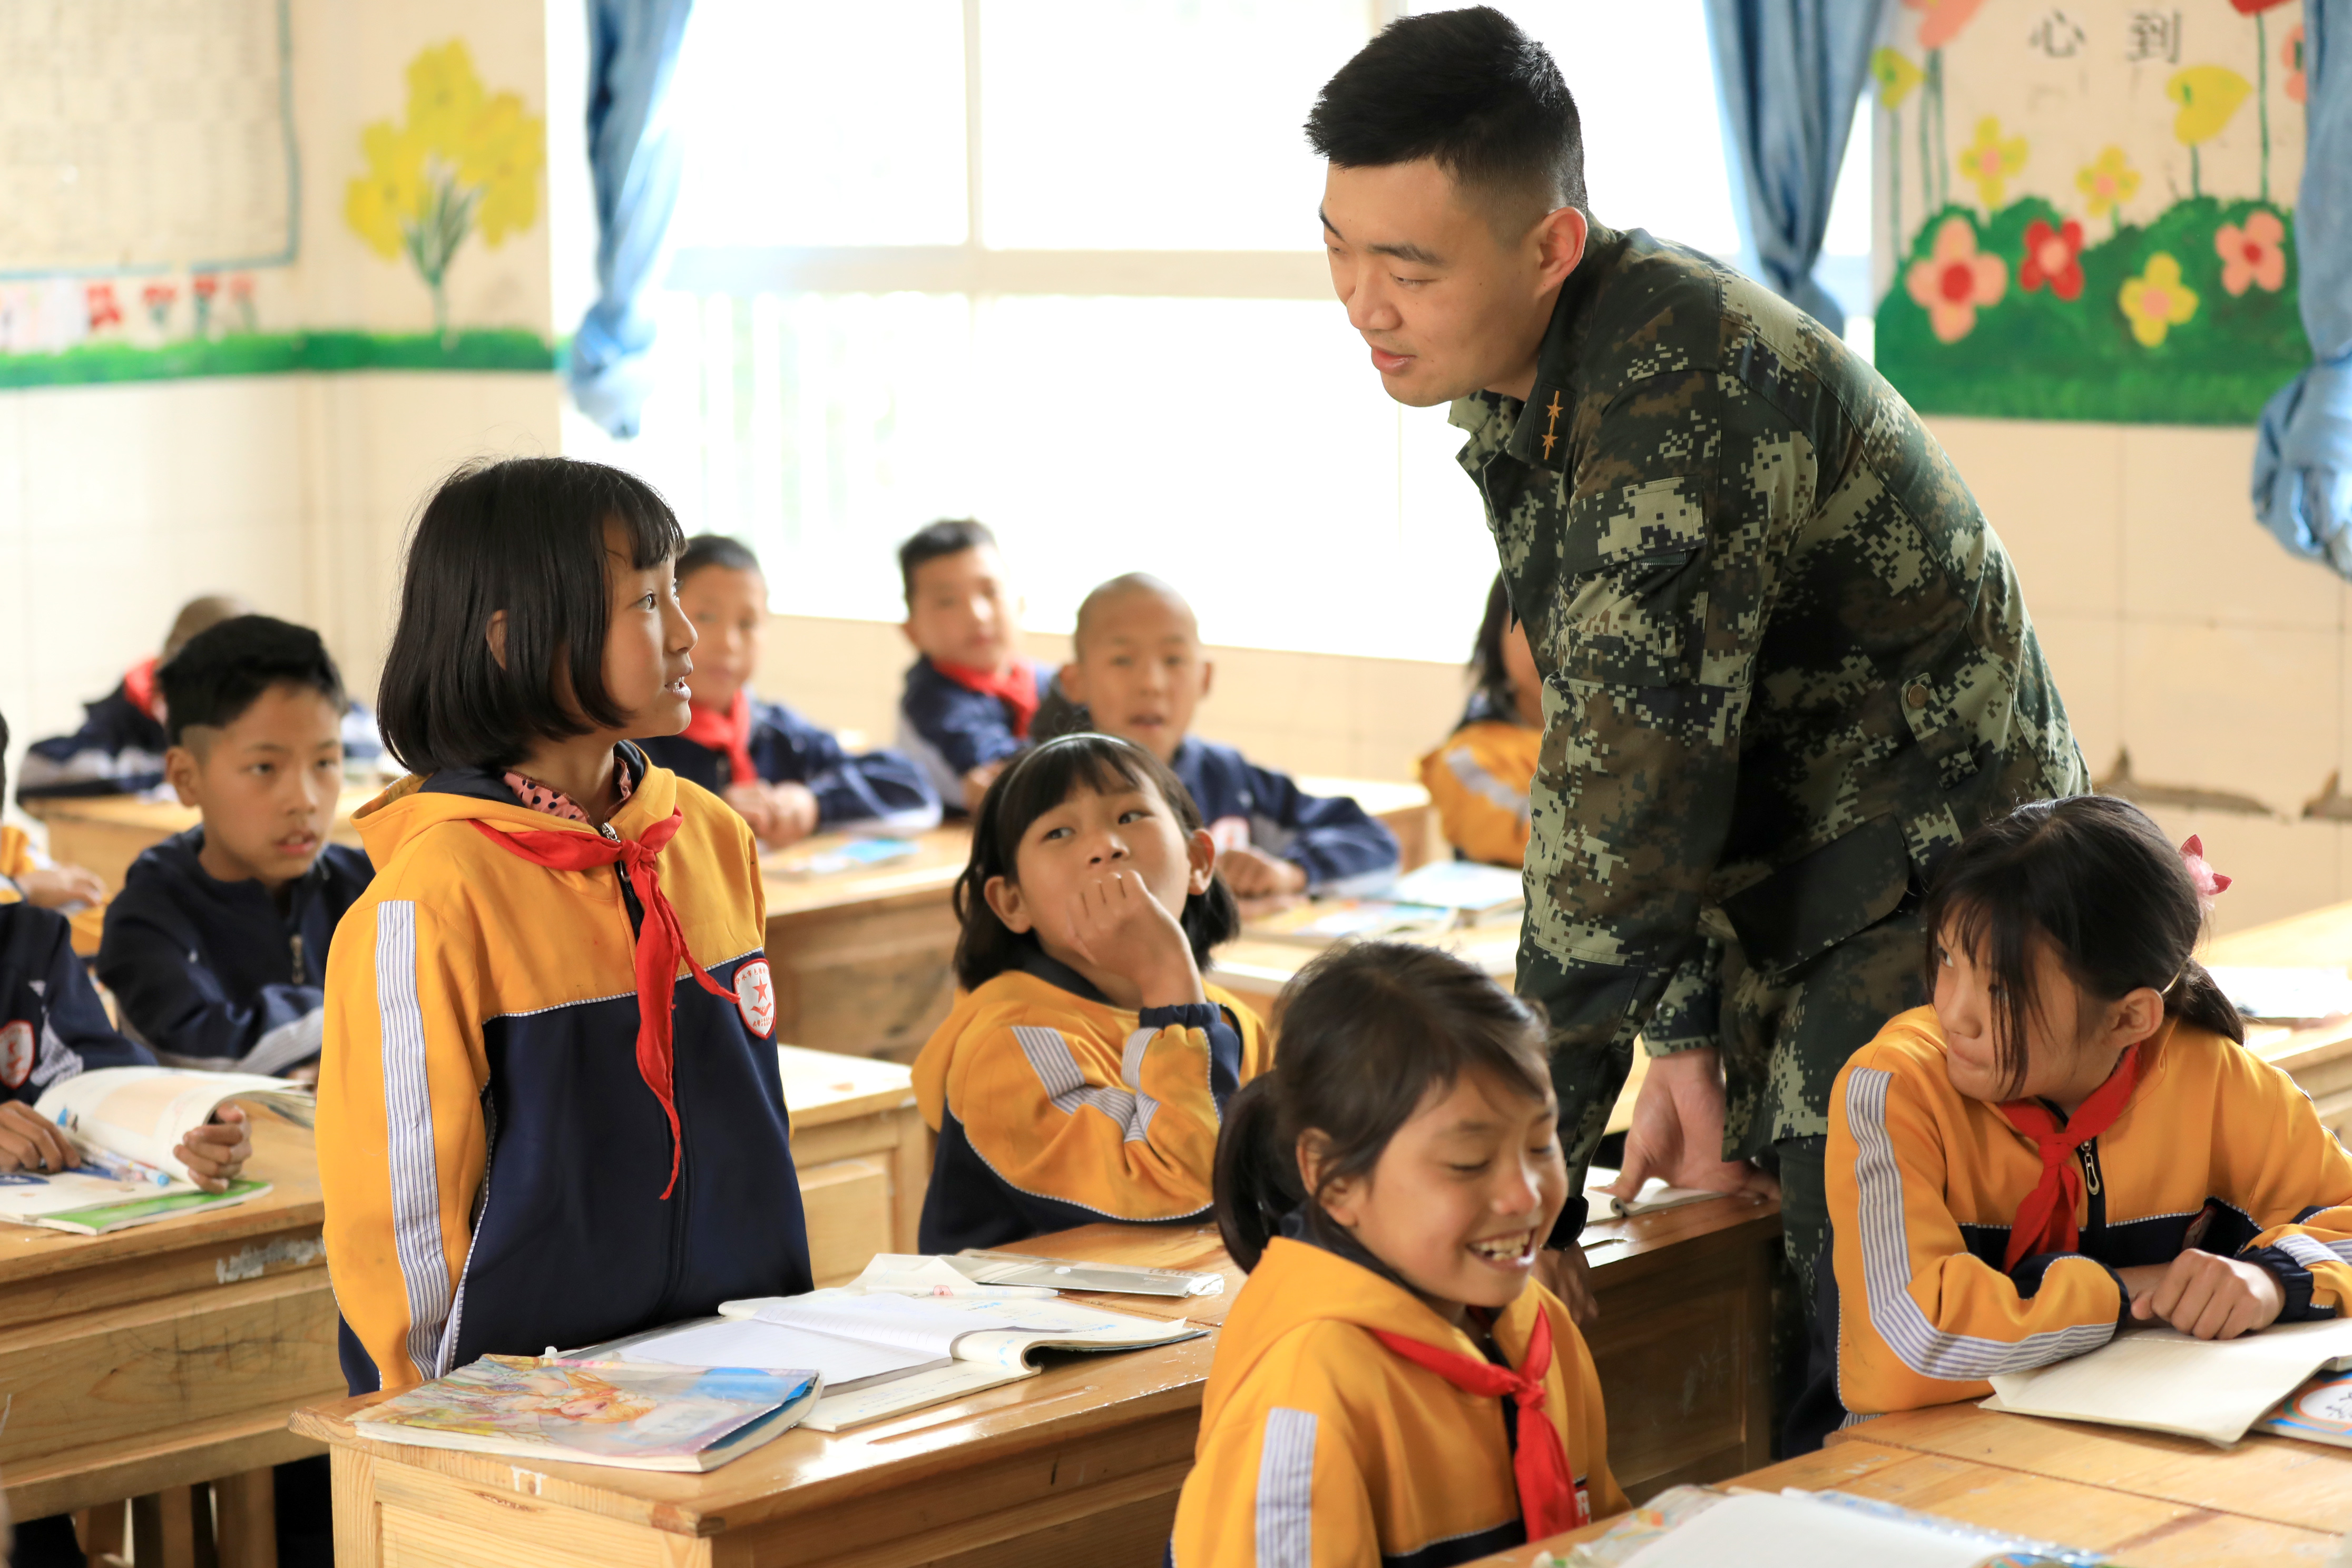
[1481,1402,2352,1566]
[1293,773,1437,872]
[36,786,375,897]
[760,825,971,1062]
[777,1044,930,1284]
[2206,895,2352,1136]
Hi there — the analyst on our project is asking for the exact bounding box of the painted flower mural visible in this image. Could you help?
[2166,65,2253,197]
[1906,218,2006,342]
[2076,147,2141,225]
[2019,219,2085,301]
[1957,116,2027,210]
[2120,254,2200,347]
[2215,210,2288,295]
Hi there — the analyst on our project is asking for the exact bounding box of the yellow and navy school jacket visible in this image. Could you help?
[0,824,106,956]
[1172,738,1399,897]
[95,828,373,1075]
[1824,1005,2352,1428]
[897,655,1043,806]
[638,694,940,833]
[1418,692,1541,869]
[0,902,151,1103]
[318,745,810,1395]
[1169,1223,1625,1567]
[912,950,1272,1251]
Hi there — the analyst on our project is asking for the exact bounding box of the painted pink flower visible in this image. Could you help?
[84,282,122,331]
[2215,210,2287,295]
[1903,0,1988,51]
[2019,218,2085,301]
[1906,217,2007,342]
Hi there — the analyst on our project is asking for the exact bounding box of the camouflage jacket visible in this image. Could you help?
[1452,225,2086,1159]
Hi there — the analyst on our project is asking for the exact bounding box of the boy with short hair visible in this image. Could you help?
[95,616,373,1077]
[1057,573,1399,897]
[895,519,1045,812]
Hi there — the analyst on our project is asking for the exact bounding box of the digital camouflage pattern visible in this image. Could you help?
[1452,224,2088,1182]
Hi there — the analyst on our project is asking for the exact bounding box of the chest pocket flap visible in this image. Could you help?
[1552,475,1710,689]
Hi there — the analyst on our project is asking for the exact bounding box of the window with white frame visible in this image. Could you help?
[590,0,1869,663]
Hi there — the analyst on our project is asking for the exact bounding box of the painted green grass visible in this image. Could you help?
[1875,197,2309,425]
[0,328,556,389]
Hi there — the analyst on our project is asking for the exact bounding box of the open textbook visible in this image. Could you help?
[597,1272,1201,1432]
[353,1356,819,1472]
[1983,1315,2352,1445]
[0,1067,313,1234]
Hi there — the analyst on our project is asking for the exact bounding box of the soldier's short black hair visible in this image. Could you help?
[1306,6,1586,226]
[898,519,997,602]
[160,615,347,749]
[377,456,685,776]
[678,533,762,583]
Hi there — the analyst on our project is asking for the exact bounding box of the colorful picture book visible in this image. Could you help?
[351,1356,819,1472]
[769,837,919,877]
[2254,1366,2352,1448]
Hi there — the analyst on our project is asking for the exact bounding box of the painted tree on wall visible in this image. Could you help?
[1873,0,2307,424]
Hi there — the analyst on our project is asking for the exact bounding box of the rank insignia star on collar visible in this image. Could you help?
[1541,391,1564,460]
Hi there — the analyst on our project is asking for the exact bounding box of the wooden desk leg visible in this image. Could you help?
[75,1502,128,1564]
[213,1468,277,1568]
[130,1485,207,1568]
[330,1444,383,1568]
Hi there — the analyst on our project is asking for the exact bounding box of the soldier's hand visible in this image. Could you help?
[1605,1047,1773,1200]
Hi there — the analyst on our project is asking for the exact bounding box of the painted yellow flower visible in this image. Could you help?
[344,122,425,259]
[463,92,546,247]
[2075,146,2141,220]
[2166,65,2252,145]
[1957,116,2027,210]
[2119,253,2198,347]
[407,40,487,159]
[1871,48,1922,109]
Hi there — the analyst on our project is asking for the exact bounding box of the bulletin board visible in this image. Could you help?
[0,0,298,277]
[1871,0,2308,424]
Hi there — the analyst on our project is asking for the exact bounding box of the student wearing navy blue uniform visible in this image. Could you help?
[1052,574,1400,897]
[637,535,936,845]
[95,618,373,1077]
[893,519,1046,814]
[0,711,260,1568]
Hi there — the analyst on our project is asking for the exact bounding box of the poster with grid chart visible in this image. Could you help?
[0,0,296,277]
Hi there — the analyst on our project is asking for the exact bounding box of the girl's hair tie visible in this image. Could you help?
[2179,835,2232,913]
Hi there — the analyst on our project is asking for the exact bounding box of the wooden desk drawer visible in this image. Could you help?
[799,1157,891,1286]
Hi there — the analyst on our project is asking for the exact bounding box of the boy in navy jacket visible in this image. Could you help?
[95,616,371,1077]
[1054,574,1399,897]
[638,534,937,844]
[895,519,1045,812]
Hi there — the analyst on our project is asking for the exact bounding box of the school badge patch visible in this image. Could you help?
[735,959,776,1039]
[0,1022,33,1090]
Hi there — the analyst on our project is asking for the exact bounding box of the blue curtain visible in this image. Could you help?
[567,0,695,440]
[1704,0,1886,334]
[2255,0,2352,576]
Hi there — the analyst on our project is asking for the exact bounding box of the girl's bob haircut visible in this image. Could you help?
[378,457,686,776]
[1214,941,1555,1272]
[952,732,1240,991]
[1921,792,2243,1097]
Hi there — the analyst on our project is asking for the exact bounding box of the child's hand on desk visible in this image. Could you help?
[175,1104,252,1193]
[2122,1249,2285,1339]
[0,1101,78,1174]
[1216,846,1307,899]
[1062,870,1207,1010]
[19,862,106,910]
[764,782,820,846]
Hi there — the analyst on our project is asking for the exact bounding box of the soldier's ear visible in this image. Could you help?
[1533,205,1587,292]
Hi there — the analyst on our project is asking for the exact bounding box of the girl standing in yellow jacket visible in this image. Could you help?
[1171,941,1624,1567]
[914,732,1271,1251]
[1419,575,1542,867]
[1808,795,2352,1448]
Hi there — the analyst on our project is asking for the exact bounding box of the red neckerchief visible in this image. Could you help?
[469,810,734,1199]
[679,688,757,788]
[1997,1042,2145,1271]
[122,656,161,721]
[933,657,1040,740]
[1370,1307,1587,1539]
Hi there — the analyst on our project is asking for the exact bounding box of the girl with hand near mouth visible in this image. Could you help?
[911,733,1271,1252]
[1171,941,1624,1567]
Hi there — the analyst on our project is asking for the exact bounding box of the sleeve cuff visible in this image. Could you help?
[2010,1250,2133,1331]
[1641,1032,1716,1057]
[2243,1244,2328,1321]
[1138,1002,1223,1031]
[1544,1192,1591,1250]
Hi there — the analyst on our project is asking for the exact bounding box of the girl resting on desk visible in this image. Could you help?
[912,732,1271,1252]
[1800,795,2352,1450]
[1171,942,1624,1566]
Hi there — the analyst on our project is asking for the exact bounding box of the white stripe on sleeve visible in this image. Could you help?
[377,901,455,1380]
[1254,1406,1317,1568]
[1012,1024,1154,1143]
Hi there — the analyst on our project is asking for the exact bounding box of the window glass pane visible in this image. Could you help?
[1408,1,1742,259]
[669,0,967,248]
[978,0,1366,251]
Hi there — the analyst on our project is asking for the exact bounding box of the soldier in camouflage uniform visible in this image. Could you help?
[1310,10,2086,1351]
